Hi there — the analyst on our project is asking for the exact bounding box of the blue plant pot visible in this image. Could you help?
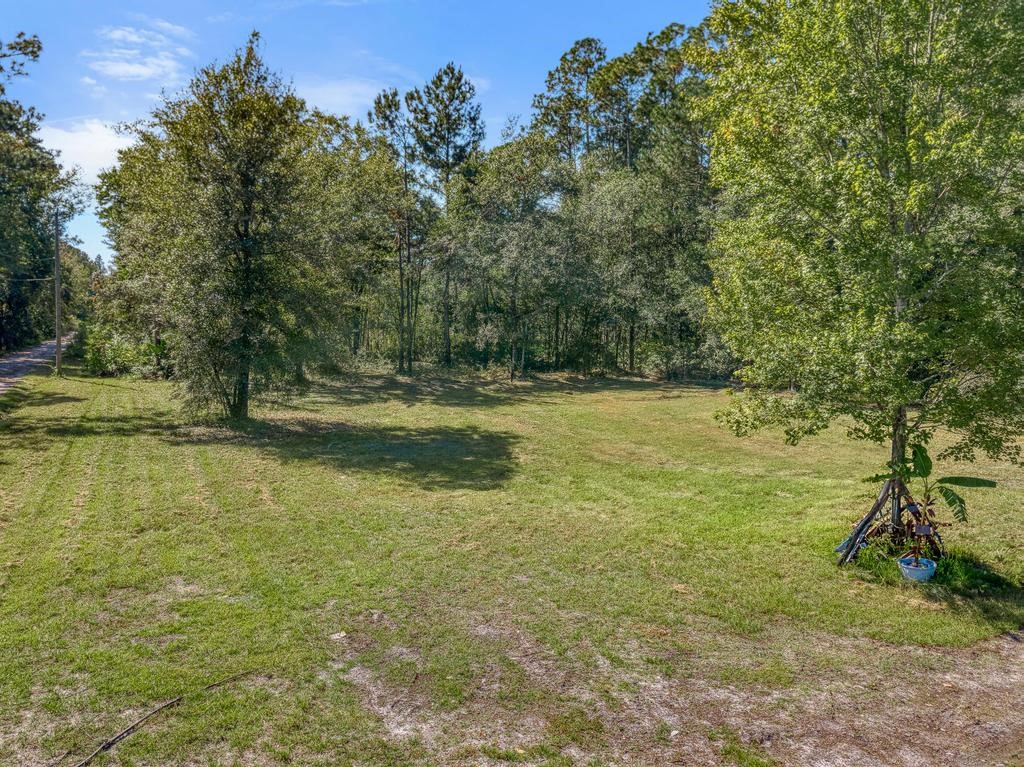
[898,556,936,583]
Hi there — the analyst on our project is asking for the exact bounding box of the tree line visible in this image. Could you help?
[87,24,722,418]
[8,0,1024,486]
[0,34,99,353]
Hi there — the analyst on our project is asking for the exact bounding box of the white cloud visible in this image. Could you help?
[79,75,107,97]
[297,78,386,118]
[100,26,162,45]
[82,21,195,86]
[469,75,492,93]
[87,51,183,82]
[149,18,194,39]
[291,50,417,119]
[36,119,133,187]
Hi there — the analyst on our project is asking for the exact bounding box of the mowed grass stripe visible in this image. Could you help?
[1,375,110,634]
[1,369,1022,765]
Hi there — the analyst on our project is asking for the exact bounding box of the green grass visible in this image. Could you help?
[709,726,777,767]
[1,367,1022,765]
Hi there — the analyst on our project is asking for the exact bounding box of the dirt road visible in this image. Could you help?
[0,337,70,395]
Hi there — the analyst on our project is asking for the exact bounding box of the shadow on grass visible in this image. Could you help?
[928,552,1024,629]
[934,551,1016,593]
[931,550,1021,594]
[199,417,521,490]
[0,370,134,418]
[855,542,1024,628]
[0,401,520,490]
[0,370,701,488]
[0,387,86,415]
[18,393,86,408]
[307,372,716,410]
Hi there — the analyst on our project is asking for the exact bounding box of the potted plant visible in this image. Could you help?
[897,526,938,582]
[839,444,996,577]
[892,445,996,582]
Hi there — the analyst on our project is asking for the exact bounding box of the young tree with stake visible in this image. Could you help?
[701,0,1024,528]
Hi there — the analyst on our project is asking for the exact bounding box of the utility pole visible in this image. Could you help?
[54,211,62,376]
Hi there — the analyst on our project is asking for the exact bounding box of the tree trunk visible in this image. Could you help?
[230,363,250,419]
[564,311,571,369]
[628,322,636,373]
[520,323,528,378]
[553,304,561,369]
[889,406,908,526]
[351,312,362,356]
[397,237,407,374]
[408,245,420,375]
[442,266,452,367]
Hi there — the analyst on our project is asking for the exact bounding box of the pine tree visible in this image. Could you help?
[406,63,484,367]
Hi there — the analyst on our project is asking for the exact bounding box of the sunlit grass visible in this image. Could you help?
[1,367,1021,764]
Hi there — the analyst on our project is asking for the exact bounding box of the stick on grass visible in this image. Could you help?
[70,670,256,767]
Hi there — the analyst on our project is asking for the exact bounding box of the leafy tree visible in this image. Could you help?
[0,32,81,352]
[0,33,42,83]
[460,131,563,379]
[308,118,387,362]
[58,243,102,328]
[88,26,727,386]
[406,63,484,367]
[702,0,1024,476]
[559,25,718,376]
[405,64,484,193]
[629,65,720,380]
[84,259,170,377]
[573,163,648,370]
[591,23,694,169]
[99,34,340,418]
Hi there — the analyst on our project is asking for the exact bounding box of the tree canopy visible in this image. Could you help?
[70,0,1024,483]
[0,33,87,353]
[702,0,1024,470]
[98,34,346,417]
[91,24,719,403]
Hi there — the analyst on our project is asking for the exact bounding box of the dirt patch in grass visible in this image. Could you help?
[471,622,565,687]
[2,679,105,767]
[332,617,1024,766]
[344,664,439,744]
[321,620,557,763]
[102,576,204,614]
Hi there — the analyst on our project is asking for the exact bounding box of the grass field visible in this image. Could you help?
[1,367,1022,766]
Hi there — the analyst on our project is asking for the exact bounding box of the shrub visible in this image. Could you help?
[82,322,147,377]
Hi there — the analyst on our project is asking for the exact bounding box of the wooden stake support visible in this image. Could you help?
[837,478,944,566]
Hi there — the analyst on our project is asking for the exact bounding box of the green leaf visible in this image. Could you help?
[910,444,932,479]
[936,476,996,488]
[937,485,968,523]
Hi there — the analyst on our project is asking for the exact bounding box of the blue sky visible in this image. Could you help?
[6,0,710,262]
